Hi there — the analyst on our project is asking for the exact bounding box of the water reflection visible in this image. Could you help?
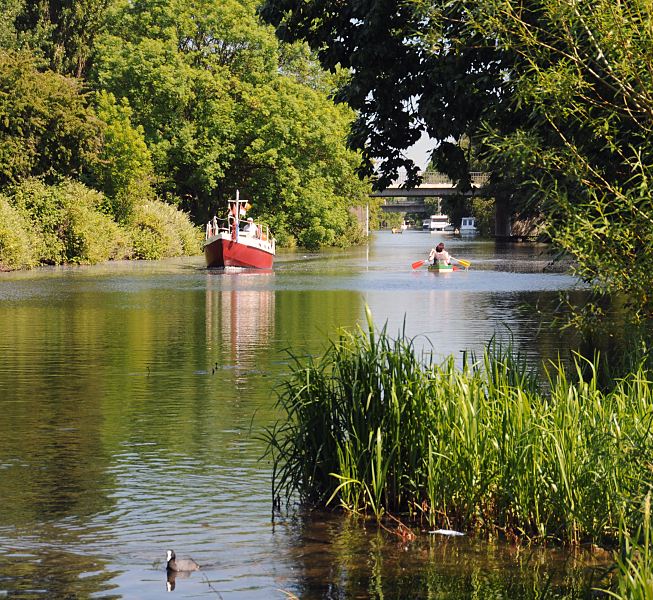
[281,512,607,599]
[166,569,193,592]
[0,238,606,599]
[205,287,275,368]
[0,547,120,599]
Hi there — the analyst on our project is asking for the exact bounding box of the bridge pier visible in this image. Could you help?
[494,196,512,238]
[350,204,370,236]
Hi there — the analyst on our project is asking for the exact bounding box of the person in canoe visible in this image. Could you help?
[429,242,451,267]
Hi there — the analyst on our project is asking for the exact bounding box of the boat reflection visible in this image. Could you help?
[205,284,275,368]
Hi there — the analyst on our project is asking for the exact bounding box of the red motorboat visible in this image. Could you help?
[204,192,276,269]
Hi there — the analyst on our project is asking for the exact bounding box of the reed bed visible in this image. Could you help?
[264,310,653,546]
[604,494,653,599]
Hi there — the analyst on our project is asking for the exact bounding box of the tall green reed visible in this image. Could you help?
[602,494,653,599]
[263,313,653,546]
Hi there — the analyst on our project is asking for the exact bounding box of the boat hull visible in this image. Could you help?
[428,264,457,272]
[204,234,274,269]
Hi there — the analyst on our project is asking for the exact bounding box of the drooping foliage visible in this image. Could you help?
[128,199,202,260]
[0,193,38,269]
[260,0,653,315]
[9,178,127,265]
[0,177,201,269]
[476,0,653,317]
[259,0,511,190]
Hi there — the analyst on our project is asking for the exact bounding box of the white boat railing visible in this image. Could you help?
[205,217,275,249]
[421,171,490,186]
[205,217,230,239]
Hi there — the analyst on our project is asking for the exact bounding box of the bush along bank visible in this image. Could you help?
[0,179,201,270]
[264,309,653,550]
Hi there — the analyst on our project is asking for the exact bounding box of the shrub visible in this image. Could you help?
[11,178,67,263]
[6,179,198,266]
[61,199,131,263]
[10,178,131,264]
[0,195,39,270]
[129,199,201,259]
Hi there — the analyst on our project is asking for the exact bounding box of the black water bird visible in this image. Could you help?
[166,549,200,572]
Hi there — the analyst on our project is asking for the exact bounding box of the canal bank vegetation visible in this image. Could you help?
[265,313,653,594]
[609,494,653,599]
[0,178,201,269]
[0,0,371,270]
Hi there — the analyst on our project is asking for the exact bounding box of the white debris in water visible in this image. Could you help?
[428,529,465,536]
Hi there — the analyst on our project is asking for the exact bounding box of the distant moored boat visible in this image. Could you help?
[459,216,479,235]
[422,214,451,231]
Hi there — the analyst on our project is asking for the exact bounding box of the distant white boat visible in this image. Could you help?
[459,216,478,235]
[422,214,451,231]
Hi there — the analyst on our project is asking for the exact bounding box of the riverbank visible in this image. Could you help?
[0,179,201,271]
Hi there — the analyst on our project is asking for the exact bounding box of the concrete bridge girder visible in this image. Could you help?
[371,176,511,237]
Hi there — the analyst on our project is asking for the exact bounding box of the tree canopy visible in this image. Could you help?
[476,0,653,316]
[260,0,653,316]
[259,0,512,190]
[0,49,100,186]
[0,0,371,256]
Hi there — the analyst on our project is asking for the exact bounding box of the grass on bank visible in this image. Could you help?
[264,309,653,549]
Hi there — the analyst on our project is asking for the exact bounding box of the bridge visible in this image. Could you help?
[367,171,511,238]
[373,172,490,212]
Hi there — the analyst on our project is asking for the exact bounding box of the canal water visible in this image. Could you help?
[0,232,602,599]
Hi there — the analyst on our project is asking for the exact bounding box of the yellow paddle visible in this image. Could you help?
[413,256,471,269]
[451,256,471,268]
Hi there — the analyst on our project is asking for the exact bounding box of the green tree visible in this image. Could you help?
[0,49,99,188]
[259,0,511,190]
[0,0,23,49]
[476,0,653,316]
[14,0,111,76]
[93,0,370,246]
[228,75,369,247]
[260,0,653,313]
[92,0,254,218]
[90,90,153,223]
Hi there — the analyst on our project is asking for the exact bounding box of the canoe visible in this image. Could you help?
[428,264,458,272]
